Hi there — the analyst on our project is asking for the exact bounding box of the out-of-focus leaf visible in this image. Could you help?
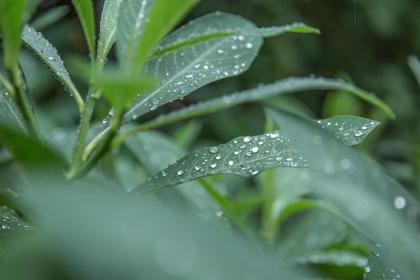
[97,0,124,62]
[72,0,96,58]
[0,124,65,180]
[118,0,198,71]
[134,77,393,130]
[267,109,420,279]
[31,5,70,30]
[0,0,27,70]
[0,205,30,236]
[300,250,367,267]
[408,55,420,87]
[21,25,84,110]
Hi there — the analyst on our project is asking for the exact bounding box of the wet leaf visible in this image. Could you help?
[0,205,30,236]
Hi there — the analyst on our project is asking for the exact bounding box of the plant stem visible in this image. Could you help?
[67,89,99,179]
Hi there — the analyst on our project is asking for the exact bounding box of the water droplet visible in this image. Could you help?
[228,160,234,166]
[177,170,184,176]
[251,147,259,153]
[243,136,252,143]
[245,42,253,49]
[393,196,406,209]
[209,147,219,154]
[210,163,217,169]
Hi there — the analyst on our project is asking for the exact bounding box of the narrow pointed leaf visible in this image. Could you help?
[117,0,198,71]
[97,0,124,61]
[21,25,83,108]
[153,14,319,58]
[32,5,70,30]
[137,115,378,192]
[0,205,30,236]
[72,0,96,57]
[364,249,401,280]
[0,0,27,70]
[135,77,390,130]
[0,81,26,132]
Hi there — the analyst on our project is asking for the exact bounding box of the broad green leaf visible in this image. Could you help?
[97,0,124,62]
[0,205,30,235]
[134,77,393,131]
[21,25,84,110]
[408,55,420,87]
[72,0,96,58]
[32,5,70,30]
[137,116,379,192]
[118,0,198,71]
[0,0,27,70]
[267,109,420,279]
[124,14,321,122]
[364,249,401,280]
[138,131,305,192]
[0,80,26,132]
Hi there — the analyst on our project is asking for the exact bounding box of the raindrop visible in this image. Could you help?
[245,42,253,49]
[210,163,217,169]
[251,147,259,153]
[393,196,406,210]
[243,136,252,143]
[209,147,219,154]
[228,160,234,166]
[177,170,184,176]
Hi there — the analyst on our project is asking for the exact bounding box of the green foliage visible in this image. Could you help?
[0,1,418,279]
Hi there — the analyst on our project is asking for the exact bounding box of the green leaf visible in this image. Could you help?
[21,25,84,110]
[0,124,65,181]
[117,0,198,71]
[126,130,222,218]
[0,205,30,236]
[0,0,27,70]
[364,249,401,280]
[137,115,377,192]
[408,55,420,88]
[31,5,70,30]
[138,131,305,192]
[0,79,26,132]
[135,77,389,131]
[267,109,420,279]
[124,14,321,122]
[153,16,319,58]
[299,249,367,267]
[316,116,380,146]
[72,0,96,58]
[97,0,124,62]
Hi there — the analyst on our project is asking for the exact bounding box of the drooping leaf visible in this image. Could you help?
[72,0,96,58]
[117,0,198,71]
[21,25,84,109]
[136,115,379,192]
[31,5,70,30]
[97,0,124,62]
[267,109,420,279]
[0,0,27,70]
[123,13,321,122]
[138,131,305,192]
[0,205,30,236]
[135,77,389,131]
